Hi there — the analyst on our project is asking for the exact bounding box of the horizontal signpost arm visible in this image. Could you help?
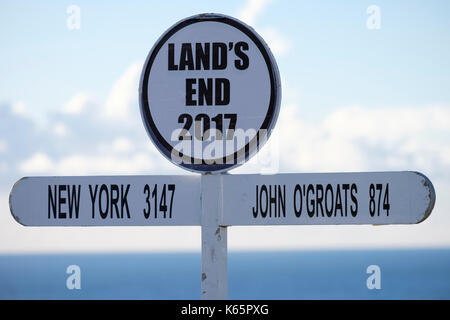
[9,171,435,227]
[9,175,201,226]
[220,171,435,226]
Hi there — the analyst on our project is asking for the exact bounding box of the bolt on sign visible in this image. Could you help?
[139,13,281,173]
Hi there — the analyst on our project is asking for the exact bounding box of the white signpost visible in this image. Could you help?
[9,175,201,226]
[8,13,436,300]
[221,171,435,226]
[139,13,281,173]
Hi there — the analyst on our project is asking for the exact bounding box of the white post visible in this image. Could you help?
[201,173,227,299]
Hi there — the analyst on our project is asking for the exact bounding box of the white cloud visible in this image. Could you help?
[19,152,54,174]
[52,122,69,137]
[237,0,274,26]
[63,92,94,115]
[18,146,181,176]
[272,103,366,172]
[12,101,27,115]
[56,152,160,175]
[322,105,450,142]
[104,62,142,121]
[111,137,133,153]
[272,103,450,175]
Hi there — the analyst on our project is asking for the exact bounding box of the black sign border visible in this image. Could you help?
[139,13,281,173]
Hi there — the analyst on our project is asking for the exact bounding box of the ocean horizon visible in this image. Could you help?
[1,248,449,300]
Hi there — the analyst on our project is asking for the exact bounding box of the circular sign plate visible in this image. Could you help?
[139,13,281,173]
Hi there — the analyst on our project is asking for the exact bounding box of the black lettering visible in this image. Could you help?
[269,185,276,217]
[260,184,268,218]
[234,41,249,70]
[58,185,66,219]
[168,43,178,70]
[278,185,286,218]
[178,114,193,140]
[179,43,194,70]
[198,78,213,105]
[143,184,150,219]
[212,42,227,69]
[168,184,175,219]
[350,184,358,217]
[325,184,334,217]
[195,43,210,70]
[194,113,210,140]
[89,184,98,219]
[316,184,324,217]
[99,184,109,219]
[121,184,131,219]
[48,185,57,219]
[334,184,343,217]
[293,184,302,217]
[215,78,230,105]
[186,78,196,106]
[110,184,120,218]
[252,185,259,218]
[306,184,315,218]
[342,184,350,217]
[67,185,81,219]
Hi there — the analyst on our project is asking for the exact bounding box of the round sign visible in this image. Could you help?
[139,13,281,173]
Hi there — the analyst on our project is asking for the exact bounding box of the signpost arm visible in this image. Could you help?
[201,173,227,299]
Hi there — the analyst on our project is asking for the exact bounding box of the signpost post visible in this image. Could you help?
[8,13,436,300]
[201,174,227,299]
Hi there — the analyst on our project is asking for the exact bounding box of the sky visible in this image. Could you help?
[0,0,450,253]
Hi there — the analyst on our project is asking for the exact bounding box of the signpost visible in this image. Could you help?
[8,13,436,300]
[221,171,435,226]
[138,13,281,299]
[139,13,281,173]
[9,175,201,226]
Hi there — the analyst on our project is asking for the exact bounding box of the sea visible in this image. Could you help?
[1,249,449,300]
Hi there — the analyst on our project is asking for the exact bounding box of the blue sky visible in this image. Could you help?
[1,0,449,253]
[2,0,449,119]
